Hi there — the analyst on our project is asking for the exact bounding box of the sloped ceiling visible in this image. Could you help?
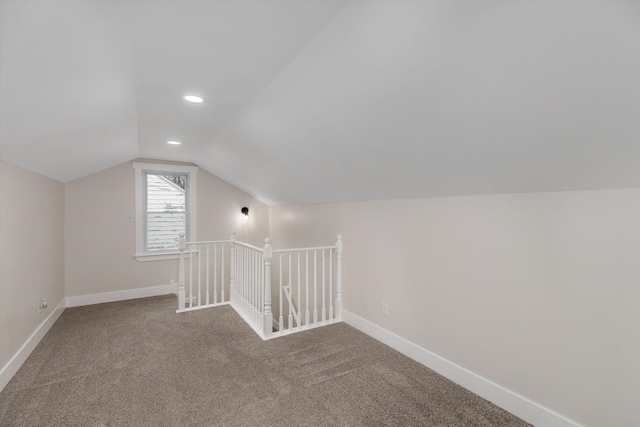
[1,0,638,205]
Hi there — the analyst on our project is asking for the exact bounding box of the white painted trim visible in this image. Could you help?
[0,299,66,392]
[176,301,230,314]
[1,285,178,392]
[229,303,267,340]
[134,252,182,262]
[65,284,178,308]
[134,250,198,262]
[341,310,583,427]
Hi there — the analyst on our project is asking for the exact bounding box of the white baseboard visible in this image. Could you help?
[66,283,178,308]
[341,310,582,427]
[1,285,177,393]
[229,303,267,340]
[0,298,66,393]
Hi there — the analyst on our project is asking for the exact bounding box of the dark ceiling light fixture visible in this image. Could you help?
[241,207,249,217]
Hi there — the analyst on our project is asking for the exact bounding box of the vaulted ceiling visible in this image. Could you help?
[1,0,638,204]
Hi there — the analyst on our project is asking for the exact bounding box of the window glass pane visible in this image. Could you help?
[145,172,188,252]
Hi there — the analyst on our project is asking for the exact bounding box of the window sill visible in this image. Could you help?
[134,251,197,262]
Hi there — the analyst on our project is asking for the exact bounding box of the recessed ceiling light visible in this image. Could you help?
[167,140,181,145]
[184,95,203,103]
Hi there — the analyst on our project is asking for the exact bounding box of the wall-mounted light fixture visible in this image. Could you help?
[241,207,249,219]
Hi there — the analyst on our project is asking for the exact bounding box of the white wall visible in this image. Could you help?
[197,164,270,247]
[0,161,65,372]
[65,160,270,298]
[269,188,640,427]
[3,156,637,426]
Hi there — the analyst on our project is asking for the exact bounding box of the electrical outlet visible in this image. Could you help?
[382,303,389,317]
[38,298,48,315]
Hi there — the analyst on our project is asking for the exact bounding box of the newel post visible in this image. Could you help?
[263,237,273,338]
[177,232,186,312]
[335,234,342,321]
[229,231,236,305]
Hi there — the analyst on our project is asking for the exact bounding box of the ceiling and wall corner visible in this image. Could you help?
[1,0,638,204]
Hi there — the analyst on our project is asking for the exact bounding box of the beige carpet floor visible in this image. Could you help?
[0,295,532,426]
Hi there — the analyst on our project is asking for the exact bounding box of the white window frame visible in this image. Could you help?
[133,162,198,262]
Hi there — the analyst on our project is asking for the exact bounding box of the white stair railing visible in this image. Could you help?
[271,235,342,334]
[176,232,233,312]
[231,239,269,337]
[177,233,342,340]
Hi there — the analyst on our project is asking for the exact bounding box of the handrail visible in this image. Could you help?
[182,238,263,251]
[233,241,264,252]
[273,245,337,253]
[185,239,231,246]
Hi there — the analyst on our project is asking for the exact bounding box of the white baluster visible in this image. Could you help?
[257,251,261,321]
[229,232,236,305]
[236,246,245,310]
[258,251,261,314]
[247,248,251,310]
[213,245,218,304]
[244,247,248,312]
[177,232,186,312]
[206,245,210,305]
[239,247,243,306]
[288,252,293,331]
[322,249,326,322]
[335,235,342,321]
[189,246,193,307]
[251,249,254,316]
[305,251,309,327]
[259,250,264,314]
[198,244,202,307]
[279,254,283,331]
[329,248,333,321]
[297,252,301,327]
[239,247,243,307]
[313,250,318,325]
[263,238,273,338]
[258,251,262,317]
[221,243,225,303]
[253,250,257,323]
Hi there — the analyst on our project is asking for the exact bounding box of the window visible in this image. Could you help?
[145,172,187,251]
[133,162,198,261]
